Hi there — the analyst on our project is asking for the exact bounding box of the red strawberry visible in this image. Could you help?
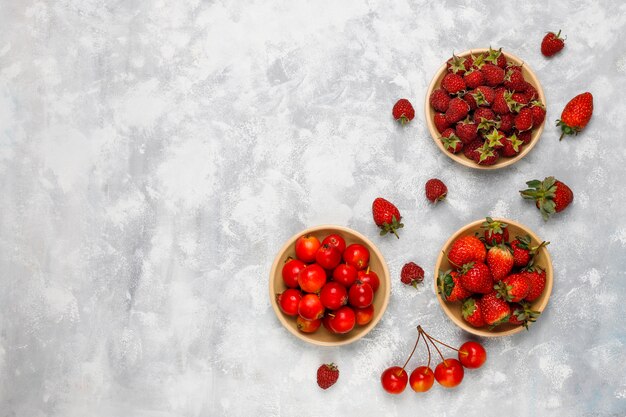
[524,83,539,102]
[429,88,452,112]
[504,69,526,91]
[434,112,450,133]
[506,62,523,73]
[463,140,483,162]
[462,296,486,327]
[523,267,547,302]
[541,30,565,57]
[464,69,484,89]
[482,64,505,87]
[510,235,532,268]
[520,176,573,220]
[496,273,530,302]
[557,92,593,140]
[372,197,404,238]
[517,130,532,144]
[473,86,495,107]
[442,73,466,94]
[476,142,500,165]
[492,89,511,115]
[499,114,515,133]
[484,47,507,68]
[447,235,487,267]
[438,270,471,302]
[501,133,524,157]
[425,178,448,203]
[445,98,470,124]
[317,363,339,389]
[487,245,514,281]
[473,107,496,123]
[446,53,470,74]
[481,217,509,245]
[401,262,424,287]
[511,92,530,106]
[529,101,546,126]
[459,262,493,294]
[440,128,463,154]
[456,117,478,143]
[392,99,415,124]
[479,292,511,326]
[508,302,540,329]
[484,128,506,149]
[463,91,478,110]
[514,108,533,131]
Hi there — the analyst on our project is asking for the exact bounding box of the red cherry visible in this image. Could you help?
[357,268,380,292]
[322,315,336,333]
[296,316,321,333]
[355,305,374,326]
[348,282,374,308]
[281,258,306,288]
[297,264,327,293]
[434,359,464,388]
[315,244,342,270]
[343,244,370,270]
[295,234,321,263]
[332,264,358,287]
[277,289,301,316]
[327,306,356,334]
[381,366,408,394]
[409,366,435,392]
[319,282,348,310]
[458,341,487,369]
[298,294,325,320]
[322,233,346,254]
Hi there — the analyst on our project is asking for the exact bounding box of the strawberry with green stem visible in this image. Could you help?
[520,176,573,220]
[508,302,540,329]
[372,197,404,238]
[556,92,593,140]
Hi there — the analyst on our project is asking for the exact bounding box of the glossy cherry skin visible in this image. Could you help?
[348,282,374,308]
[296,316,321,333]
[295,235,321,263]
[315,244,342,270]
[355,305,374,326]
[458,341,487,369]
[281,258,306,288]
[327,306,356,334]
[319,282,348,310]
[381,366,408,394]
[409,366,435,392]
[343,244,370,271]
[298,294,325,320]
[322,233,346,254]
[297,264,327,293]
[322,315,336,333]
[357,269,380,292]
[277,289,302,316]
[434,359,464,388]
[332,264,358,287]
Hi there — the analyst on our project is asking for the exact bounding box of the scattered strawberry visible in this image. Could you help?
[445,97,470,124]
[496,273,530,302]
[440,128,463,154]
[317,363,339,389]
[459,262,493,294]
[481,217,509,245]
[462,296,486,327]
[456,117,479,143]
[529,101,546,126]
[425,178,448,203]
[393,99,415,125]
[520,176,573,220]
[434,112,450,133]
[508,302,540,329]
[442,73,466,94]
[541,30,565,57]
[438,270,471,302]
[430,89,452,112]
[556,92,593,140]
[487,245,514,281]
[448,235,487,267]
[514,108,534,131]
[523,267,547,302]
[481,64,505,87]
[501,133,524,157]
[401,262,424,288]
[464,69,485,89]
[372,197,404,238]
[479,292,511,326]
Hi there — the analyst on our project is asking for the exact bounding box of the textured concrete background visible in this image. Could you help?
[1,1,626,416]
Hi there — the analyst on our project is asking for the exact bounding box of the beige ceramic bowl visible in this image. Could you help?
[269,225,390,346]
[434,218,553,337]
[425,49,546,170]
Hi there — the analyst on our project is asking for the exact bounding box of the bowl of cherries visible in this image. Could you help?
[269,225,391,346]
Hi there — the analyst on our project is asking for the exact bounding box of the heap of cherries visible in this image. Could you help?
[277,233,381,335]
[381,326,486,394]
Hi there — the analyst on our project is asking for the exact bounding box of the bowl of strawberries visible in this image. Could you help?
[425,48,546,169]
[270,225,391,346]
[434,217,553,337]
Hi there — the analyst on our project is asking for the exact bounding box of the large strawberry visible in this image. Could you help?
[482,64,505,86]
[479,292,511,326]
[508,302,540,329]
[523,267,547,302]
[520,176,574,220]
[514,108,534,131]
[447,235,487,267]
[556,92,593,140]
[445,97,470,124]
[503,69,526,91]
[442,73,466,94]
[437,270,471,302]
[464,69,484,89]
[372,197,403,238]
[541,30,565,57]
[462,296,485,327]
[495,273,530,302]
[481,217,509,245]
[459,262,493,294]
[487,245,514,281]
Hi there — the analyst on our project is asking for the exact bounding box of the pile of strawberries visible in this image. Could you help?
[437,217,549,328]
[429,47,546,166]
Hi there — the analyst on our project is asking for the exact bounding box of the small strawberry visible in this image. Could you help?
[520,176,574,220]
[556,92,593,140]
[442,73,466,94]
[495,273,530,302]
[459,262,493,294]
[446,53,470,74]
[440,128,463,154]
[317,363,339,389]
[481,217,509,245]
[541,30,565,57]
[482,63,505,87]
[524,83,539,102]
[462,296,486,327]
[438,270,471,302]
[464,69,485,89]
[508,302,540,329]
[498,113,515,133]
[392,99,415,124]
[476,142,500,165]
[504,69,526,91]
[517,130,532,144]
[529,101,546,126]
[456,117,479,143]
[434,112,450,133]
[501,133,524,157]
[445,97,470,124]
[487,245,514,281]
[492,89,511,115]
[463,91,478,110]
[473,85,495,106]
[463,140,483,162]
[429,88,452,112]
[372,197,404,238]
[473,107,496,123]
[479,292,511,326]
[484,128,506,149]
[425,178,448,203]
[514,108,534,131]
[447,235,487,267]
[401,262,424,288]
[511,92,530,106]
[504,90,524,113]
[484,46,507,68]
[510,235,532,267]
[523,267,547,302]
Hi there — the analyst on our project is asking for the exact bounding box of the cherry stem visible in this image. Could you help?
[401,331,422,371]
[424,330,432,368]
[418,326,447,366]
[418,325,459,352]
